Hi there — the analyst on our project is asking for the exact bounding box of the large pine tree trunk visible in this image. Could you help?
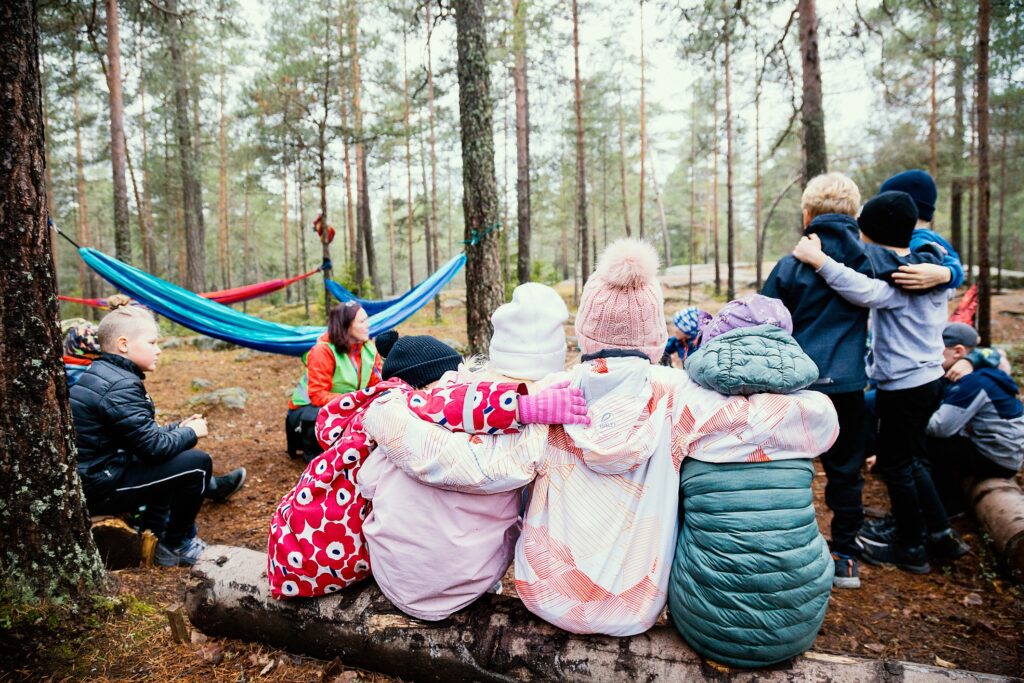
[723,4,735,301]
[975,0,991,346]
[572,0,589,283]
[105,0,132,265]
[512,0,531,284]
[166,0,205,291]
[0,0,106,601]
[455,0,504,354]
[797,0,827,182]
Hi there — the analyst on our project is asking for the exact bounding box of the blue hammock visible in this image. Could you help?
[78,248,466,356]
[325,255,465,314]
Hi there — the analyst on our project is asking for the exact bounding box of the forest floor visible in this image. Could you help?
[7,275,1024,682]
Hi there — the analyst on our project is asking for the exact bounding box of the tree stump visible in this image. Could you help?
[90,516,156,569]
[186,545,1011,682]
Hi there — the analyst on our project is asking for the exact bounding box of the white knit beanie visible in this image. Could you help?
[489,283,569,381]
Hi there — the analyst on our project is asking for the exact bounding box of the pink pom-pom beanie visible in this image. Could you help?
[575,238,666,363]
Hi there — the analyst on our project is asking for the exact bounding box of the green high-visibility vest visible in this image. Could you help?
[290,340,378,407]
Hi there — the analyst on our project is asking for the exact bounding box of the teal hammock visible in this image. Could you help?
[78,247,465,356]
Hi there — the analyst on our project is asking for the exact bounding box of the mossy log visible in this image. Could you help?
[186,546,1011,682]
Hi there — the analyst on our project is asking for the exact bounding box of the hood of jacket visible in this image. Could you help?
[684,325,819,396]
[561,355,665,475]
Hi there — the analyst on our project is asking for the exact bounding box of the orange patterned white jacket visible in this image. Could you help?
[362,355,838,636]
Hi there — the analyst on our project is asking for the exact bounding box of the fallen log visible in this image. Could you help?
[967,477,1024,573]
[186,546,1012,682]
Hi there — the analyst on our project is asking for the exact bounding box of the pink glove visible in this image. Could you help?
[518,380,590,426]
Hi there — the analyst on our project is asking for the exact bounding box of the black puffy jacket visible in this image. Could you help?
[70,353,197,500]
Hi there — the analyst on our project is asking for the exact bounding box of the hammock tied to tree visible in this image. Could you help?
[68,246,465,356]
[59,266,323,309]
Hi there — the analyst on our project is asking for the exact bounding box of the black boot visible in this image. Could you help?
[206,467,247,503]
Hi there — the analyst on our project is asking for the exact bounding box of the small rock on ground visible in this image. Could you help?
[189,387,248,410]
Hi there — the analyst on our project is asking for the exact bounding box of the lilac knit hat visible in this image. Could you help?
[701,294,792,343]
[575,238,666,363]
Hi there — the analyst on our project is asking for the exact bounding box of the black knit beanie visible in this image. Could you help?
[858,191,918,248]
[382,335,462,388]
[374,329,399,357]
[880,169,937,222]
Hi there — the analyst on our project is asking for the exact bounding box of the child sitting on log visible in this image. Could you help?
[70,300,246,568]
[667,295,838,668]
[358,283,572,620]
[266,332,586,599]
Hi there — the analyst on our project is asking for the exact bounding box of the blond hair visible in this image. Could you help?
[801,172,861,218]
[97,300,157,352]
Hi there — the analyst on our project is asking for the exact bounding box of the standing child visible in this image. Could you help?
[792,191,965,573]
[71,302,245,567]
[762,173,955,588]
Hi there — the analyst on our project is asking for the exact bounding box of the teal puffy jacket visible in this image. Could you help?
[670,323,834,668]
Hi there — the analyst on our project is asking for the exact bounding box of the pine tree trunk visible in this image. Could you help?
[318,65,334,310]
[388,165,396,296]
[723,4,735,301]
[996,108,1007,294]
[511,0,531,284]
[402,29,415,289]
[797,0,827,182]
[688,96,697,304]
[136,27,157,275]
[454,0,502,354]
[572,0,589,283]
[359,153,378,297]
[350,3,375,296]
[950,55,965,255]
[420,130,435,280]
[425,2,441,320]
[71,47,96,313]
[105,0,132,264]
[646,137,670,266]
[282,143,291,302]
[242,156,251,313]
[338,3,354,272]
[754,52,764,291]
[975,0,991,346]
[712,83,721,296]
[166,0,204,291]
[218,41,230,290]
[617,92,632,238]
[637,1,646,239]
[0,0,106,601]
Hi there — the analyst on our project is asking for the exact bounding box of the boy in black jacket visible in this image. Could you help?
[762,172,956,588]
[71,303,245,566]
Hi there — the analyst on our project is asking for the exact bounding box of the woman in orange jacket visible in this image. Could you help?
[285,302,382,461]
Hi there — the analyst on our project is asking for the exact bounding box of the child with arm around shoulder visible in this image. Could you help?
[793,191,965,573]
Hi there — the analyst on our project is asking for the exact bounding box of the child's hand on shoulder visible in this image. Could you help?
[182,415,209,438]
[793,234,827,269]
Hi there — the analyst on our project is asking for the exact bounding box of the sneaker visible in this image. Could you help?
[206,467,247,503]
[860,540,931,574]
[927,529,971,563]
[859,515,897,545]
[155,536,209,567]
[831,551,861,589]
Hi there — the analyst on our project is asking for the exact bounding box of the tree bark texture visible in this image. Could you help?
[797,0,827,182]
[454,0,503,355]
[512,0,531,285]
[0,0,106,602]
[572,0,589,283]
[186,546,1008,683]
[166,0,205,291]
[105,0,132,265]
[975,0,991,346]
